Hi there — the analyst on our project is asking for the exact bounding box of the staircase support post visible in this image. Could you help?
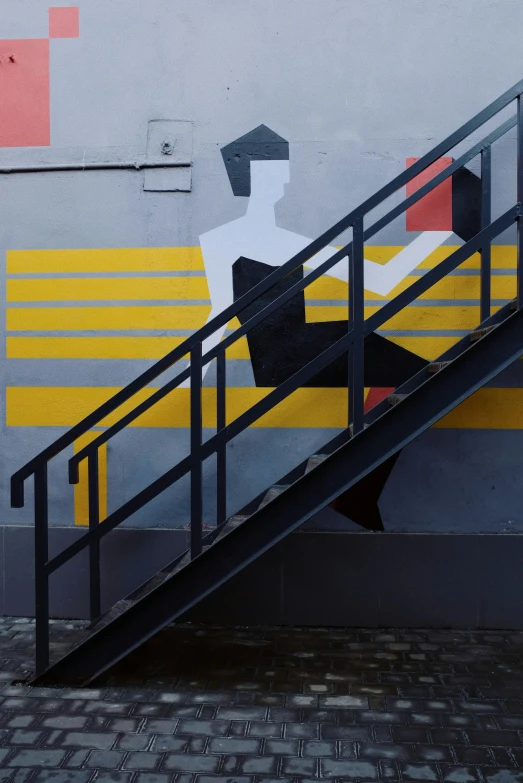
[350,216,365,434]
[517,95,523,309]
[190,344,203,558]
[480,146,492,322]
[34,464,49,675]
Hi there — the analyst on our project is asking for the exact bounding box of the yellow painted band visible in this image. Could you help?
[7,276,209,303]
[7,305,211,331]
[7,247,204,274]
[6,336,251,360]
[6,386,351,429]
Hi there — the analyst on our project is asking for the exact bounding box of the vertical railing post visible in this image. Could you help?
[349,217,365,434]
[190,343,203,558]
[216,350,227,527]
[34,463,49,675]
[480,146,492,322]
[518,95,523,309]
[87,448,101,622]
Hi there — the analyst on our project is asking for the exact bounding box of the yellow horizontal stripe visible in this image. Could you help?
[7,276,209,303]
[303,276,517,312]
[6,335,251,360]
[364,246,516,269]
[6,336,187,359]
[6,246,516,277]
[7,305,211,331]
[7,247,204,274]
[6,386,350,429]
[434,388,523,429]
[385,336,461,360]
[306,305,483,330]
[9,386,523,431]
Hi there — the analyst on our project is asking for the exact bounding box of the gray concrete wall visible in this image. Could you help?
[1,0,523,623]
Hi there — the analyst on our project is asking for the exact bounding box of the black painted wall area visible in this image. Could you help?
[2,525,522,629]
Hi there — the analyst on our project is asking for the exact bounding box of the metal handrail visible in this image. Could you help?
[11,77,523,675]
[10,80,523,497]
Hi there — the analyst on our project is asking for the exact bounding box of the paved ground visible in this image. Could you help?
[1,619,523,782]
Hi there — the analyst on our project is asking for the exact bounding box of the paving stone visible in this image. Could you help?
[359,742,414,761]
[320,694,369,709]
[263,738,299,755]
[217,707,267,721]
[8,749,66,768]
[417,744,454,762]
[86,750,125,769]
[140,719,178,734]
[122,752,162,770]
[240,756,278,774]
[454,746,494,765]
[6,717,36,729]
[303,740,336,756]
[221,754,240,773]
[195,778,251,783]
[41,717,89,730]
[439,765,482,782]
[247,722,282,738]
[90,774,132,783]
[281,757,317,776]
[62,732,116,749]
[31,772,93,783]
[322,725,373,741]
[228,720,248,736]
[115,734,151,751]
[134,776,172,783]
[467,729,521,746]
[176,719,229,736]
[9,730,43,745]
[64,750,91,768]
[483,771,523,783]
[284,722,317,739]
[321,759,379,779]
[400,762,440,780]
[393,727,430,743]
[208,737,261,754]
[162,754,220,773]
[107,719,141,733]
[150,735,187,752]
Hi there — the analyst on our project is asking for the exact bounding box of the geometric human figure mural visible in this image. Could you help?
[199,126,483,529]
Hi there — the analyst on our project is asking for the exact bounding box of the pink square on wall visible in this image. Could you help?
[49,7,79,38]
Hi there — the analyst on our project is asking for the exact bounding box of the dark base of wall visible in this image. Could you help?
[1,526,521,629]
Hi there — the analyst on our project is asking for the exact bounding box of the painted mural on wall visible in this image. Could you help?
[2,4,521,533]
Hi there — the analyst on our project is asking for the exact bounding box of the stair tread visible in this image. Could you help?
[258,484,290,509]
[388,393,408,405]
[428,361,451,373]
[470,325,496,341]
[214,514,249,543]
[305,453,328,474]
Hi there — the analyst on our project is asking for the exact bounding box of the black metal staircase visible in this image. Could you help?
[11,78,523,684]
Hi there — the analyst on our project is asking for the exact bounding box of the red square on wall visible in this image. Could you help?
[406,157,453,232]
[49,7,79,39]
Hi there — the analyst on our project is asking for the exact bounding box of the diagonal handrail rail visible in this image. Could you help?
[10,79,523,502]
